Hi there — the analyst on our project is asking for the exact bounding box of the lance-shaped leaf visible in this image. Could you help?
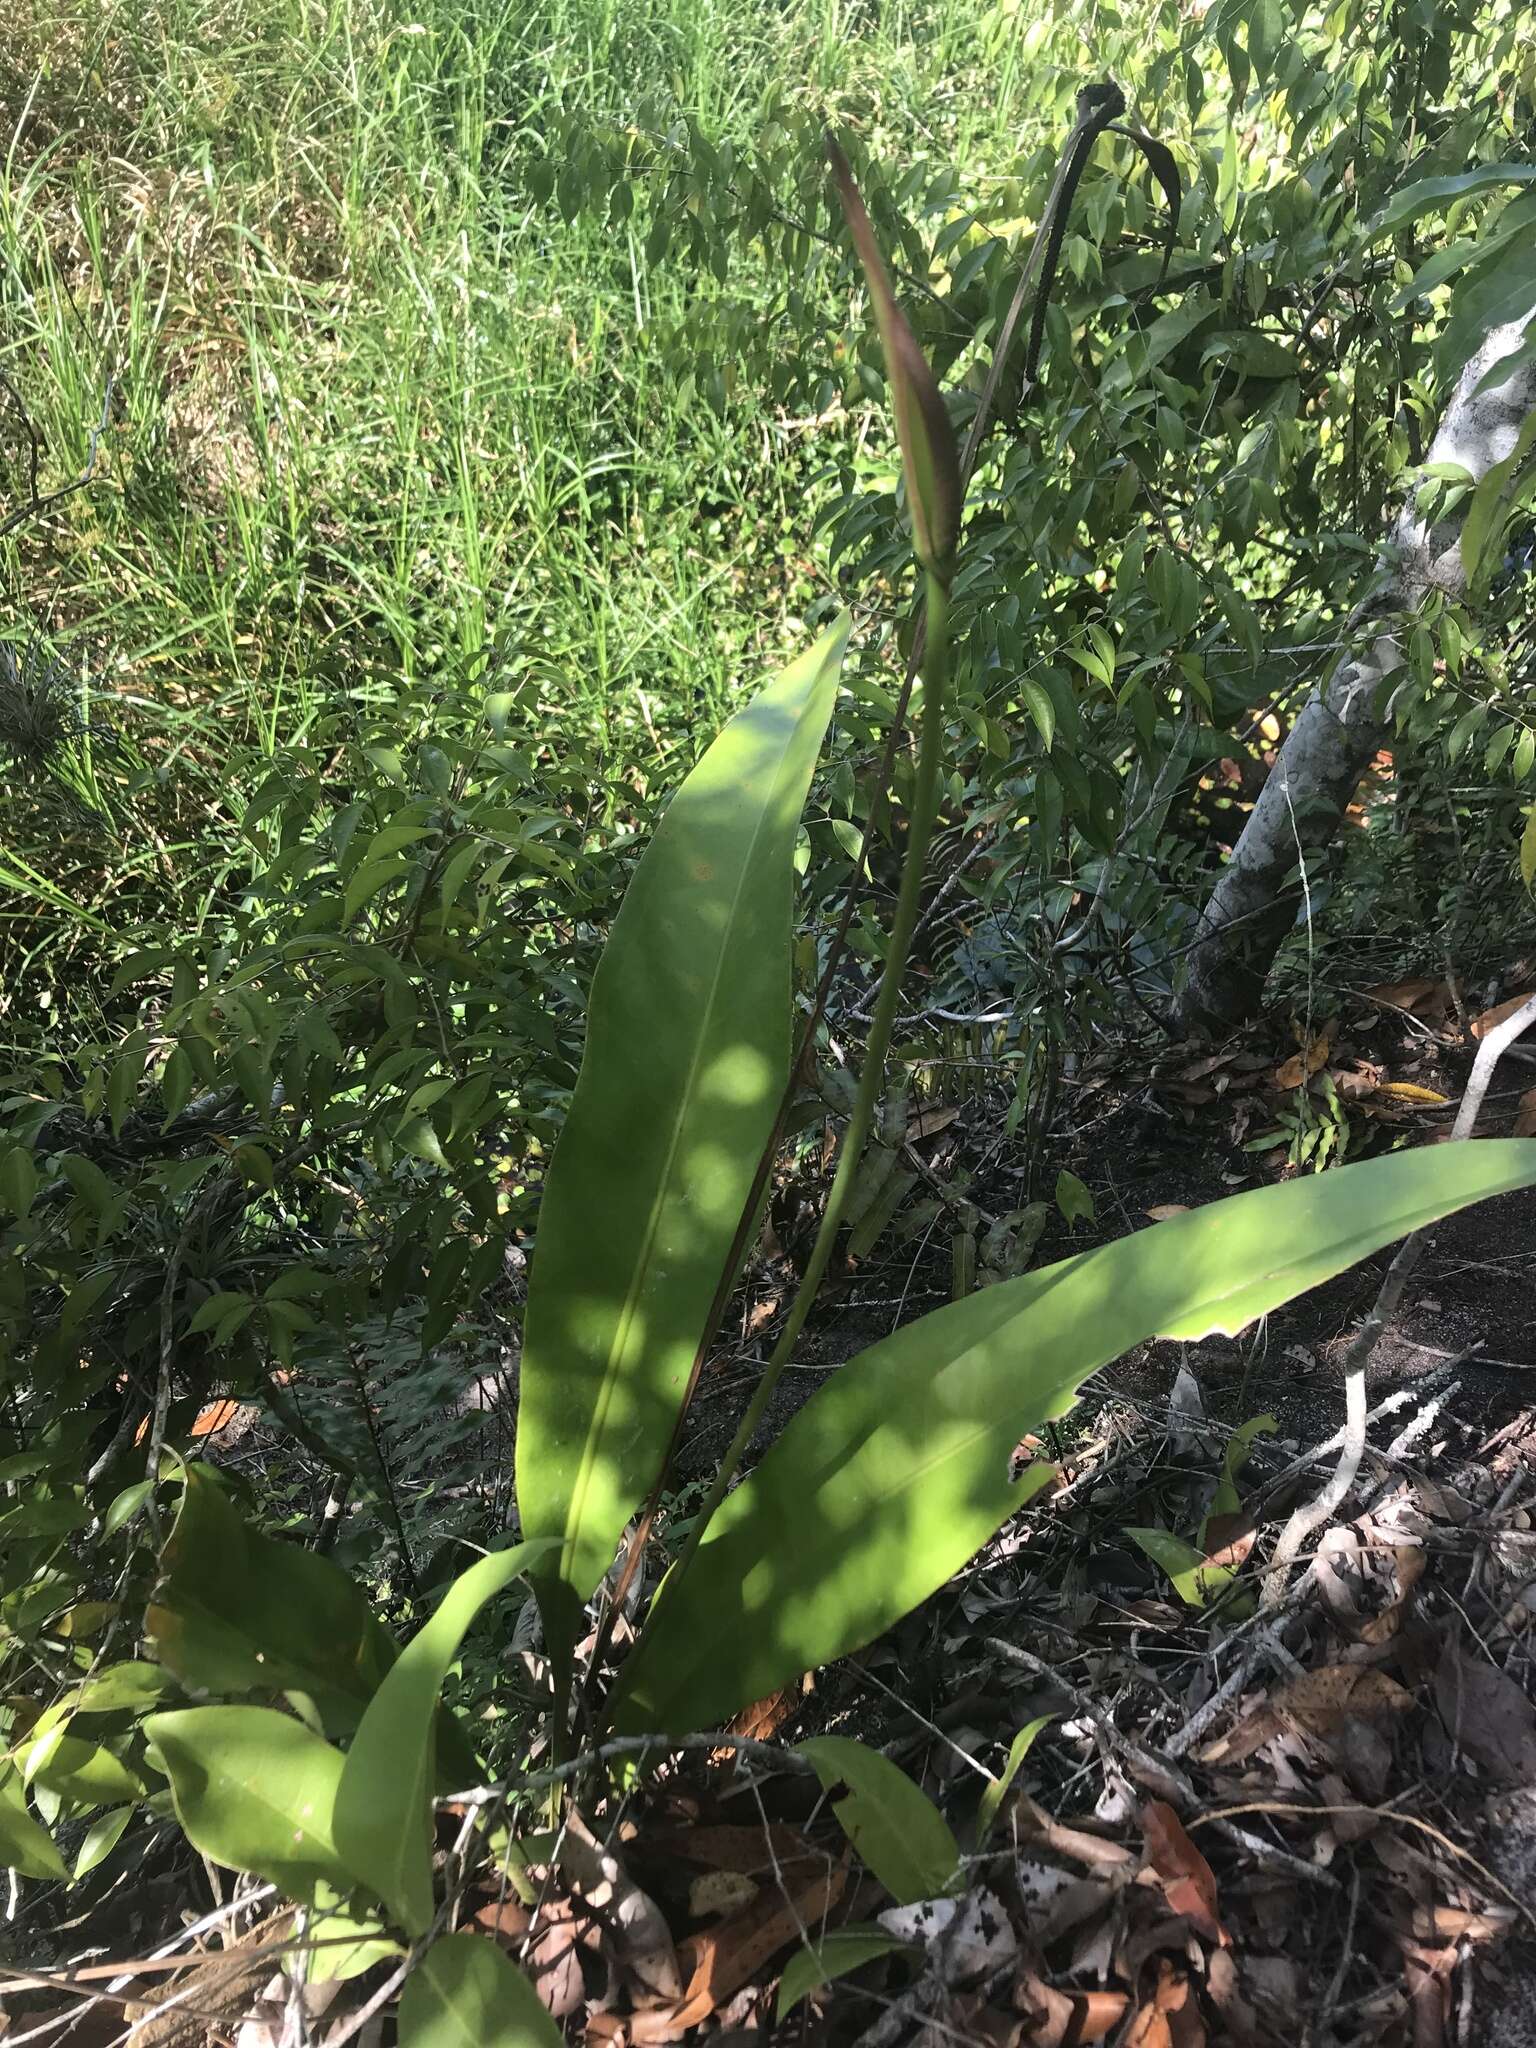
[334,1542,552,1938]
[516,621,849,1622]
[827,139,961,576]
[611,1142,1536,1732]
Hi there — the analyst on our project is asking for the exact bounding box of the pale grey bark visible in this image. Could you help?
[1178,319,1536,1032]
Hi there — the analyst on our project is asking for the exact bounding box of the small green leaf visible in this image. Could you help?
[72,1663,176,1715]
[23,1733,143,1807]
[1018,680,1055,753]
[74,1805,134,1879]
[231,1144,274,1190]
[976,1718,1052,1843]
[60,1154,116,1217]
[0,1145,37,1220]
[1126,1526,1232,1608]
[146,1706,356,1903]
[797,1737,960,1904]
[398,1931,561,2048]
[187,1290,250,1336]
[830,816,868,866]
[1206,1413,1277,1526]
[103,1480,155,1535]
[146,1467,400,1740]
[334,1543,553,1938]
[1055,1170,1095,1227]
[1521,807,1536,893]
[776,1927,908,2019]
[1367,163,1536,241]
[397,1118,451,1172]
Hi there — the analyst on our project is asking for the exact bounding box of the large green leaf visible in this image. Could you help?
[146,1466,398,1734]
[334,1542,552,1939]
[797,1737,960,1903]
[516,620,849,1619]
[145,1706,357,1903]
[1367,163,1536,240]
[612,1143,1536,1731]
[398,1932,562,2048]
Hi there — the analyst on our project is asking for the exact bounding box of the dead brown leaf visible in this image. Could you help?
[1330,1061,1383,1099]
[1277,1663,1414,1736]
[1434,1650,1536,1783]
[1145,1204,1190,1222]
[1361,978,1442,1014]
[725,1684,802,1745]
[1274,1021,1335,1090]
[1471,992,1536,1039]
[688,1872,758,1919]
[1514,1086,1536,1138]
[1204,1950,1263,2047]
[1123,1960,1205,2048]
[471,1896,532,1945]
[909,1104,962,1140]
[526,1893,586,2019]
[1412,1903,1515,1942]
[672,1850,846,2021]
[1402,1940,1456,2048]
[560,1811,682,2005]
[1014,1973,1127,2046]
[650,1824,821,1878]
[1140,1802,1228,1947]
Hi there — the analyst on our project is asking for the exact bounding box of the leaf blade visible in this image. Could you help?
[398,1932,562,2048]
[613,1143,1536,1731]
[144,1706,355,1903]
[797,1736,960,1903]
[516,622,848,1615]
[334,1543,552,1938]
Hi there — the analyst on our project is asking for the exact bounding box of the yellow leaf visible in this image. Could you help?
[1375,1082,1451,1105]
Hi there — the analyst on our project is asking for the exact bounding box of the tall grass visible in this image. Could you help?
[0,0,1045,1053]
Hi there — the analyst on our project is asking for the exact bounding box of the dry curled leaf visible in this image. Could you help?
[1140,1801,1228,1947]
[1124,1959,1205,2048]
[1014,1972,1128,2047]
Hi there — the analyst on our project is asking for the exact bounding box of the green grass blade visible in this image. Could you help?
[516,618,849,1618]
[611,1142,1536,1731]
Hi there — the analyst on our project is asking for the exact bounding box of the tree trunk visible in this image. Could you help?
[1177,320,1536,1033]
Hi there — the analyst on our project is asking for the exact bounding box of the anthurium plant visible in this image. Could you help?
[9,147,1536,2040]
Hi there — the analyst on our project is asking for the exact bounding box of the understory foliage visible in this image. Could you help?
[1,0,1536,2030]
